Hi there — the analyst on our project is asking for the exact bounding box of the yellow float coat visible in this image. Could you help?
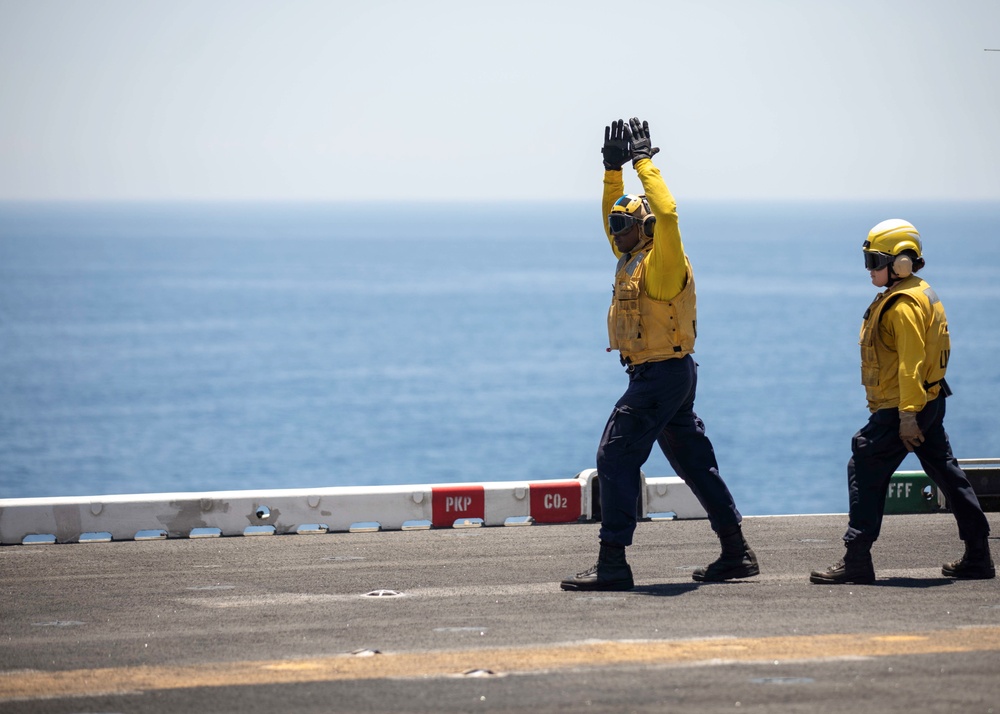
[603,160,697,365]
[859,275,951,413]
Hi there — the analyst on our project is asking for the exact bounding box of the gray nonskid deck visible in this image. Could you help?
[1,513,998,713]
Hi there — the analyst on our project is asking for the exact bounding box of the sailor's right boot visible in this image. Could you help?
[810,543,876,585]
[560,542,634,591]
[942,538,996,579]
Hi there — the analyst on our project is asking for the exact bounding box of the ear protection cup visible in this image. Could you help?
[893,253,913,278]
[642,214,656,237]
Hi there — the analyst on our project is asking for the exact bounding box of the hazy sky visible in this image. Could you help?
[1,0,999,202]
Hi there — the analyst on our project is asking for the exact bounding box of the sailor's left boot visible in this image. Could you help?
[692,525,760,582]
[810,541,875,584]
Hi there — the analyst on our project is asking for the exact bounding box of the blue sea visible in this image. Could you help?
[1,201,998,516]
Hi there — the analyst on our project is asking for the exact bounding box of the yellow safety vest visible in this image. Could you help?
[607,246,697,365]
[859,276,951,412]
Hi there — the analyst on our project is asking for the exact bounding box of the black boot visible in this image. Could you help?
[942,538,996,579]
[692,525,760,582]
[810,543,875,584]
[560,542,634,591]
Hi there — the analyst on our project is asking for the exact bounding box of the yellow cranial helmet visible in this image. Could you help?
[862,219,922,272]
[608,194,652,236]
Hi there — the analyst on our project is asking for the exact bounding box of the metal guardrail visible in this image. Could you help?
[4,458,995,546]
[0,470,708,546]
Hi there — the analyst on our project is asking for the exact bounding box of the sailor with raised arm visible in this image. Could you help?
[561,118,758,591]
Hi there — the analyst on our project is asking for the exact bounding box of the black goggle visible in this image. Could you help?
[608,213,639,235]
[863,251,895,271]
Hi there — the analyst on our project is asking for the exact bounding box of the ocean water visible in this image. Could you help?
[1,200,998,516]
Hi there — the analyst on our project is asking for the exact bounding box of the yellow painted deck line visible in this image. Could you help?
[3,626,1000,701]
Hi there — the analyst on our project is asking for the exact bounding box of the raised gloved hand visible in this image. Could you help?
[625,117,660,165]
[602,119,630,171]
[899,411,924,452]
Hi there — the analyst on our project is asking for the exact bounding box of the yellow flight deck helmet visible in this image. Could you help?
[862,219,923,276]
[608,194,656,237]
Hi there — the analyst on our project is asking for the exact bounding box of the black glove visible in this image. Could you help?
[601,119,630,171]
[625,117,660,165]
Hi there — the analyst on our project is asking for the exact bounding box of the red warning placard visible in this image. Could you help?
[431,485,485,527]
[529,481,582,523]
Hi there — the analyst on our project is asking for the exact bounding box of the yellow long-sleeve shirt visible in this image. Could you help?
[602,159,687,301]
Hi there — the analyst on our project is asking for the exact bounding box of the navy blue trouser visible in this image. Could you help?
[597,355,742,547]
[845,395,990,547]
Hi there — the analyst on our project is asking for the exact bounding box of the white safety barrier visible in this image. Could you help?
[644,474,709,519]
[0,470,706,545]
